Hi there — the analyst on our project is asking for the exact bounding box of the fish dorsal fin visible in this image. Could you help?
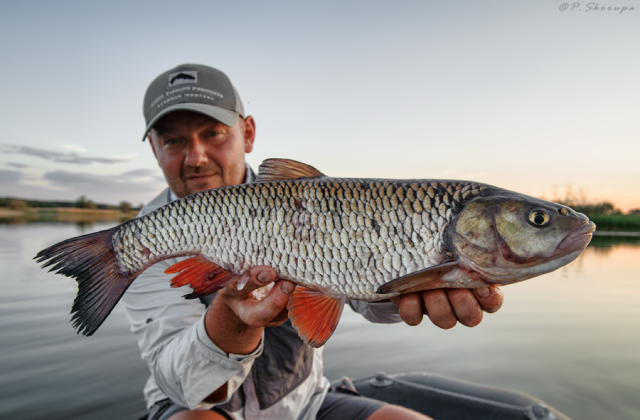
[287,286,346,348]
[166,255,239,299]
[376,262,460,294]
[256,158,325,182]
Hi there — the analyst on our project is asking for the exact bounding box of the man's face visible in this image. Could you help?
[148,111,255,198]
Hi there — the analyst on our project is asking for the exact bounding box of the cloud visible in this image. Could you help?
[0,144,133,165]
[6,162,28,168]
[120,168,163,178]
[43,170,163,192]
[0,169,23,183]
[62,143,88,153]
[38,170,166,203]
[0,168,166,206]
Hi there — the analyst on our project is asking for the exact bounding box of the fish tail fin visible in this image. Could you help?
[34,227,139,336]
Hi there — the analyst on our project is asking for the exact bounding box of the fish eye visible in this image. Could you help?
[529,210,550,226]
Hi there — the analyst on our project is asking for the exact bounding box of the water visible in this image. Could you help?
[1,224,638,420]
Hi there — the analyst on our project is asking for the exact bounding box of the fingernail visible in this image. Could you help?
[476,287,491,298]
[237,272,250,291]
[281,281,294,294]
[257,271,272,284]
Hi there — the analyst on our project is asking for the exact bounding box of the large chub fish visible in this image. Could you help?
[35,159,595,347]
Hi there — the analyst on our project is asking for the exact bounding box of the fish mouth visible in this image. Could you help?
[558,220,596,251]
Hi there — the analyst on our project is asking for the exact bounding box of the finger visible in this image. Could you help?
[265,307,290,327]
[242,280,296,328]
[422,289,457,329]
[220,266,278,324]
[395,293,424,326]
[473,285,504,314]
[228,266,278,299]
[445,289,483,327]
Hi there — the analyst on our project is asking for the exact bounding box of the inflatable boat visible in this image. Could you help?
[331,372,569,420]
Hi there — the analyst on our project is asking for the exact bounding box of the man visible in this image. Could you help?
[123,64,504,420]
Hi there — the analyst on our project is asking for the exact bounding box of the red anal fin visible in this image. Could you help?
[165,255,238,299]
[287,286,346,348]
[256,159,325,182]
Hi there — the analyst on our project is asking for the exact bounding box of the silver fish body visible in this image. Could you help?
[35,159,595,342]
[114,177,487,301]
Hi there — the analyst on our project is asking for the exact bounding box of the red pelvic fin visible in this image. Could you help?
[287,286,346,348]
[165,255,238,299]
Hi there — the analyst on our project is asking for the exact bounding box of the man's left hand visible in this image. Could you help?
[392,286,504,329]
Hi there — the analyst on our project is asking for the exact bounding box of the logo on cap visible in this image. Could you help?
[168,70,198,87]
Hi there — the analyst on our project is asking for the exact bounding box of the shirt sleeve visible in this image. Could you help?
[121,258,262,410]
[347,300,403,324]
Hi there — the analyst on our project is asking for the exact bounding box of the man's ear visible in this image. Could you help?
[242,116,256,153]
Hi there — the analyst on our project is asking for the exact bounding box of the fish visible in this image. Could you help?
[34,159,596,347]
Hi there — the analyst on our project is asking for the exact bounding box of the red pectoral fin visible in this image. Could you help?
[165,255,238,299]
[287,286,346,348]
[376,262,460,294]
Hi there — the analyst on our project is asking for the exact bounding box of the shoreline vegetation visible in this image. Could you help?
[0,196,140,225]
[1,195,639,233]
[555,201,640,233]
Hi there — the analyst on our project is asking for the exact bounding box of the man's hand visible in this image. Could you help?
[205,266,295,354]
[392,286,504,329]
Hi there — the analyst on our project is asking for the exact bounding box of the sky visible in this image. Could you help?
[0,1,638,211]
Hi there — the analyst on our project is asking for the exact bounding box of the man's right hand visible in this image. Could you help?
[204,266,295,355]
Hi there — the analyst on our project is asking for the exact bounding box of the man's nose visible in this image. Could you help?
[184,138,208,167]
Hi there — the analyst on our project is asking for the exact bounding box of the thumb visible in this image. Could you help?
[239,280,296,328]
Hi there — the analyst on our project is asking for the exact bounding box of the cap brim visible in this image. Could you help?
[142,103,240,141]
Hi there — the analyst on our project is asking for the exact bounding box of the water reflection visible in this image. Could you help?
[326,236,640,420]
[589,234,640,252]
[1,224,639,420]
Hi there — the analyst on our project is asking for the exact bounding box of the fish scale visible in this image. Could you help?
[112,177,479,301]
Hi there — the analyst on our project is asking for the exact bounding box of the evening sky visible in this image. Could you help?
[0,1,638,210]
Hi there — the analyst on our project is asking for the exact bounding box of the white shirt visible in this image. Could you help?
[122,167,402,419]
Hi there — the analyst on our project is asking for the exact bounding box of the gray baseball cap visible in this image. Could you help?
[142,64,245,140]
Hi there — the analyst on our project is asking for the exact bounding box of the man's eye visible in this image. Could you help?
[207,131,220,138]
[165,138,181,146]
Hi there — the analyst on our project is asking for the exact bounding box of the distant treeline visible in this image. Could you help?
[2,196,639,231]
[565,202,640,216]
[0,196,142,212]
[587,214,640,232]
[546,185,639,217]
[556,201,640,232]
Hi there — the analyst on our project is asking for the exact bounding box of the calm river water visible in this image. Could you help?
[1,222,638,420]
